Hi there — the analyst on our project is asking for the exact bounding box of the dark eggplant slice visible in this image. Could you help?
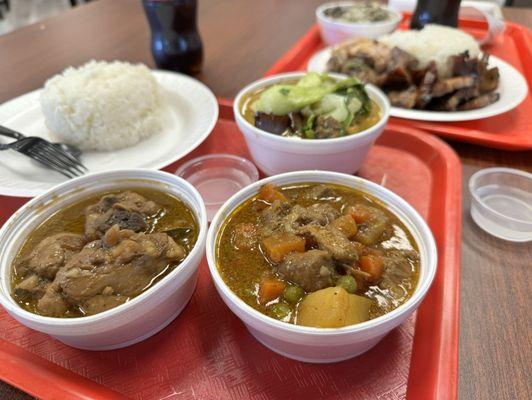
[254,112,290,135]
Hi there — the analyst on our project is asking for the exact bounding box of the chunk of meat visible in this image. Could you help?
[380,249,418,288]
[299,225,359,264]
[389,47,419,73]
[259,200,292,237]
[449,51,480,77]
[14,275,48,299]
[84,191,159,240]
[283,203,340,233]
[314,115,344,139]
[83,294,128,315]
[36,282,69,317]
[36,227,185,316]
[431,76,476,98]
[306,184,338,201]
[387,86,418,109]
[276,250,336,292]
[352,204,390,245]
[415,62,438,108]
[327,38,391,85]
[458,92,499,110]
[14,233,85,280]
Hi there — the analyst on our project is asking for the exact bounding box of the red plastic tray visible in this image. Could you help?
[265,18,532,151]
[0,101,461,400]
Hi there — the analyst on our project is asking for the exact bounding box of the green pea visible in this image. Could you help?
[336,275,357,294]
[268,302,292,321]
[283,285,305,304]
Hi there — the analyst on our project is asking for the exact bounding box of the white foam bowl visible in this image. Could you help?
[316,1,402,45]
[206,171,437,363]
[0,169,207,350]
[233,72,390,176]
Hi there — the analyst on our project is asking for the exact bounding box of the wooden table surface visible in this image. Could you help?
[0,1,530,399]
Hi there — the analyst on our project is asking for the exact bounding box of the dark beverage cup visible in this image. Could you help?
[143,0,203,75]
[410,0,462,30]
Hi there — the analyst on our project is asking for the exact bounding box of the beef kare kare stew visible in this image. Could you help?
[11,189,197,318]
[217,183,419,328]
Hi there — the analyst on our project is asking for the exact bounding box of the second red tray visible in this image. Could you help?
[0,101,461,400]
[265,19,532,150]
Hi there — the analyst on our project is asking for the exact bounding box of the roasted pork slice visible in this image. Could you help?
[458,92,500,110]
[327,38,391,84]
[387,86,418,109]
[449,51,480,77]
[431,75,477,98]
[415,62,438,108]
[430,87,479,111]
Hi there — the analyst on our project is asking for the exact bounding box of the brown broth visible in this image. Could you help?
[216,183,419,324]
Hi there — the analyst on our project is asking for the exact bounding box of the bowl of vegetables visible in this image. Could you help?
[206,171,437,362]
[234,72,390,176]
[316,1,402,45]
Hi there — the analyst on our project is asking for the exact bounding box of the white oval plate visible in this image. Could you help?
[0,70,218,197]
[308,47,528,122]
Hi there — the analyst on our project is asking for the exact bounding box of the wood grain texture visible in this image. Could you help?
[0,1,530,399]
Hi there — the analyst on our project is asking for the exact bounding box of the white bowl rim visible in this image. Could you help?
[0,168,208,326]
[206,170,438,337]
[316,1,402,28]
[233,72,391,146]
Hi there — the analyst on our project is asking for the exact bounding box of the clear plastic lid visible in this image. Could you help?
[176,154,259,221]
[469,167,532,242]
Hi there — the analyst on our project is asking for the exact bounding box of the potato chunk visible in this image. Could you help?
[296,287,373,328]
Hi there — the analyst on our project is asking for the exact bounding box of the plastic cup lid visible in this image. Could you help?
[176,154,259,222]
[469,167,532,242]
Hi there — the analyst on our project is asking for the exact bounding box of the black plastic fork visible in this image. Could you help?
[0,136,88,178]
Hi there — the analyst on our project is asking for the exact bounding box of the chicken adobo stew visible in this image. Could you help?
[11,189,197,318]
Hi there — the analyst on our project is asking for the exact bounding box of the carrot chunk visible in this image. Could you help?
[345,204,370,224]
[258,277,286,304]
[262,233,305,263]
[360,254,384,283]
[331,215,358,239]
[258,183,287,203]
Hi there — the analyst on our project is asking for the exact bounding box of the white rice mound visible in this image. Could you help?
[40,60,166,151]
[379,24,481,78]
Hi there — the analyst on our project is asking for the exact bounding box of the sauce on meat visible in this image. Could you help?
[11,188,197,318]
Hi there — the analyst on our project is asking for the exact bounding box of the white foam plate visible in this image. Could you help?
[0,70,218,197]
[307,47,528,122]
